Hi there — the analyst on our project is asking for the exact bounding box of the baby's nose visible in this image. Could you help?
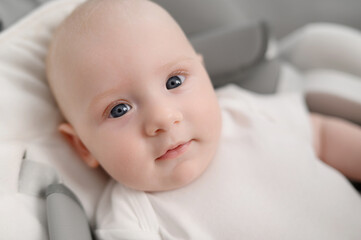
[144,106,183,136]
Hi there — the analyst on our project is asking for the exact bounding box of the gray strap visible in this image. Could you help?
[46,184,93,240]
[18,151,93,240]
[18,154,60,198]
[46,183,83,208]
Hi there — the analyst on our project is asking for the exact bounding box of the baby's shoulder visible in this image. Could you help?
[216,84,311,138]
[95,181,160,238]
[216,84,254,103]
[216,84,306,117]
[216,83,303,106]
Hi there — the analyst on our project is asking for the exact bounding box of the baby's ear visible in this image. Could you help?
[58,123,99,168]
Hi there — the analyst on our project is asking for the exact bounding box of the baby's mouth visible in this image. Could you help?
[156,140,193,161]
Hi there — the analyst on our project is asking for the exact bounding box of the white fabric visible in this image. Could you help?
[279,23,361,78]
[96,84,361,240]
[276,23,361,93]
[277,23,361,125]
[0,0,109,239]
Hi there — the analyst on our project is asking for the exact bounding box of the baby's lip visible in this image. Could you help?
[156,140,193,161]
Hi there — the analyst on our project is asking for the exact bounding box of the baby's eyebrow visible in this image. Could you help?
[89,84,126,113]
[156,56,195,75]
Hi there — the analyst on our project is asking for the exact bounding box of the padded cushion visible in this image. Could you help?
[305,70,361,124]
[279,23,361,124]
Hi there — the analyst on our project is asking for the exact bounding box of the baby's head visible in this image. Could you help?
[47,0,222,191]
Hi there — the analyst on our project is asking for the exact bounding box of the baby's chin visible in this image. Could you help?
[144,157,213,193]
[114,138,220,192]
[170,159,208,188]
[103,155,212,192]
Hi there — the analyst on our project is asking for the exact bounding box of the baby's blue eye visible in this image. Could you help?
[109,103,132,118]
[166,75,185,90]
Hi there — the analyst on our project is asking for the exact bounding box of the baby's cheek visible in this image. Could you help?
[101,153,139,184]
[92,137,131,175]
[99,140,152,187]
[197,93,221,134]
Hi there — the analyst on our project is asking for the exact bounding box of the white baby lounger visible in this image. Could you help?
[0,0,269,238]
[1,0,361,239]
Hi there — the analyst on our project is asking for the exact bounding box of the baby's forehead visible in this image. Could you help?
[55,0,183,62]
[62,0,169,35]
[50,0,171,77]
[47,0,192,120]
[58,1,188,61]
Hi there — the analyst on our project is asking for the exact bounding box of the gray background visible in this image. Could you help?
[231,0,361,38]
[1,0,361,38]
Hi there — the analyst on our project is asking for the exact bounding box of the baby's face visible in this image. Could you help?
[55,0,222,191]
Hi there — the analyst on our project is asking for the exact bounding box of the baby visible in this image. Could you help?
[46,0,361,239]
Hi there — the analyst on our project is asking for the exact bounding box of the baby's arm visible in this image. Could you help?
[311,113,361,182]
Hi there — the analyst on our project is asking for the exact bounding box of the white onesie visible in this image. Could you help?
[95,84,361,240]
